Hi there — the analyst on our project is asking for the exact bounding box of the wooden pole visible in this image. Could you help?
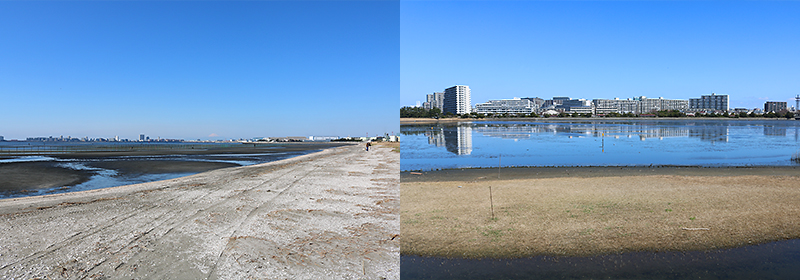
[489,185,495,220]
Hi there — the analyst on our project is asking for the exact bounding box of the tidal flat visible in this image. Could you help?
[0,143,346,198]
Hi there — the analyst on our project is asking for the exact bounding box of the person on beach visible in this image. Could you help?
[366,142,370,151]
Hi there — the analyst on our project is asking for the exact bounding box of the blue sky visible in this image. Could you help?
[401,1,800,110]
[0,1,399,141]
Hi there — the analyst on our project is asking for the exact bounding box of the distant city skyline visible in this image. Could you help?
[1,1,399,141]
[401,1,800,110]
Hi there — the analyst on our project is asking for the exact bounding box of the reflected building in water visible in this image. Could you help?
[425,127,446,147]
[764,125,787,137]
[464,122,731,143]
[415,121,780,155]
[442,126,473,155]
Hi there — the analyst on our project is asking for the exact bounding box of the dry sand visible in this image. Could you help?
[0,143,399,279]
[402,167,800,258]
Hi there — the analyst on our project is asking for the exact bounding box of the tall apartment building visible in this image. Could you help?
[474,98,535,114]
[689,93,729,111]
[764,101,787,113]
[444,85,471,115]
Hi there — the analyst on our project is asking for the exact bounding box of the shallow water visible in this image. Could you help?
[402,239,800,279]
[401,119,800,171]
[0,145,323,199]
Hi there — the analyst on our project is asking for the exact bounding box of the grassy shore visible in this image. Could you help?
[401,166,800,258]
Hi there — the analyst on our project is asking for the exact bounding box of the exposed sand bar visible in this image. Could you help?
[402,166,800,258]
[0,144,399,279]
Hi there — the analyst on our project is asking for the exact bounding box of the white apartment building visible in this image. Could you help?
[474,97,535,114]
[593,97,688,114]
[444,85,471,115]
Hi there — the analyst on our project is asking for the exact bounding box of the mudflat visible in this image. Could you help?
[402,166,800,258]
[0,143,344,197]
[0,143,399,279]
[0,162,92,192]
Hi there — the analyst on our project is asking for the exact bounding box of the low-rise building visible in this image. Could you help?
[593,97,687,114]
[474,97,536,114]
[690,93,729,111]
[765,101,787,113]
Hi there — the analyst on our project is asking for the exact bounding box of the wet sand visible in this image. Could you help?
[0,162,92,192]
[0,143,399,279]
[402,166,800,258]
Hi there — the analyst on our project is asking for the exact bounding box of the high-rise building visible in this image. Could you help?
[764,101,787,113]
[425,92,445,111]
[444,85,471,115]
[140,134,145,141]
[689,93,729,111]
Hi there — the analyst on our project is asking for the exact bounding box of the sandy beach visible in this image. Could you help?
[402,166,800,258]
[0,143,399,279]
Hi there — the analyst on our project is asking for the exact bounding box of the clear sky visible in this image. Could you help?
[1,1,399,141]
[401,1,800,110]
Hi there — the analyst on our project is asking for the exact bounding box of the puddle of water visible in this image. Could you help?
[401,239,800,279]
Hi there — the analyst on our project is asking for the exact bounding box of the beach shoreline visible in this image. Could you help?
[0,143,399,279]
[402,166,800,258]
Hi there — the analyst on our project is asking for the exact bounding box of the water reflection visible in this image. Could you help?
[444,126,472,155]
[765,125,787,137]
[408,121,741,155]
[401,239,800,280]
[400,120,800,170]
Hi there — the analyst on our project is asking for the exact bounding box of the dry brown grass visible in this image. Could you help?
[402,171,800,258]
[372,141,400,153]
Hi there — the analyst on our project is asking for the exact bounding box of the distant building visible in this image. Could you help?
[308,136,340,141]
[560,99,592,112]
[764,101,787,113]
[444,85,471,115]
[425,92,444,110]
[474,98,535,114]
[0,136,4,141]
[520,97,545,108]
[593,97,687,114]
[689,93,729,111]
[140,134,146,141]
[637,96,689,113]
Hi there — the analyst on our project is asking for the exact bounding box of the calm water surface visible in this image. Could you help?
[401,119,800,171]
[402,239,800,280]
